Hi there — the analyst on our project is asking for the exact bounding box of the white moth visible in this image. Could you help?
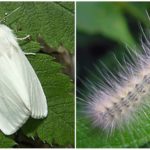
[0,24,48,135]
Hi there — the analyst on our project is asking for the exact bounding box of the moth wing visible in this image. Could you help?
[0,24,47,135]
[6,35,48,119]
[16,50,48,119]
[0,55,30,135]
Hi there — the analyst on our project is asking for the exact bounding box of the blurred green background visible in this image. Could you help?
[77,2,150,148]
[77,2,150,89]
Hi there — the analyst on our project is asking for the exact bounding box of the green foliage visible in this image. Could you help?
[77,2,135,46]
[0,2,74,53]
[25,55,74,146]
[0,133,15,148]
[77,110,150,148]
[0,2,74,148]
[77,2,150,47]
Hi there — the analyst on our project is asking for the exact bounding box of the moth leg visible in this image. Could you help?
[17,35,30,41]
[17,35,35,55]
[24,52,36,56]
[18,35,35,56]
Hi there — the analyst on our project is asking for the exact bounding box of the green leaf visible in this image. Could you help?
[77,2,135,46]
[23,54,74,146]
[0,133,15,148]
[120,2,150,27]
[57,2,74,13]
[0,2,74,53]
[77,113,150,148]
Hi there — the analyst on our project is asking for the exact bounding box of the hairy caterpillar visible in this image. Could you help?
[78,22,150,135]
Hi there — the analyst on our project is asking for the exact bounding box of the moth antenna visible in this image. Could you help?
[0,7,21,23]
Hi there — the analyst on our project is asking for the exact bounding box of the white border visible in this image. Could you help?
[74,1,76,148]
[1,0,149,149]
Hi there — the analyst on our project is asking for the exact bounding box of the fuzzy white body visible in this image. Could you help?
[0,24,48,135]
[83,36,150,134]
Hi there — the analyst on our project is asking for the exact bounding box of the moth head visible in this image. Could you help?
[0,24,12,33]
[0,6,21,39]
[0,24,19,57]
[0,24,15,39]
